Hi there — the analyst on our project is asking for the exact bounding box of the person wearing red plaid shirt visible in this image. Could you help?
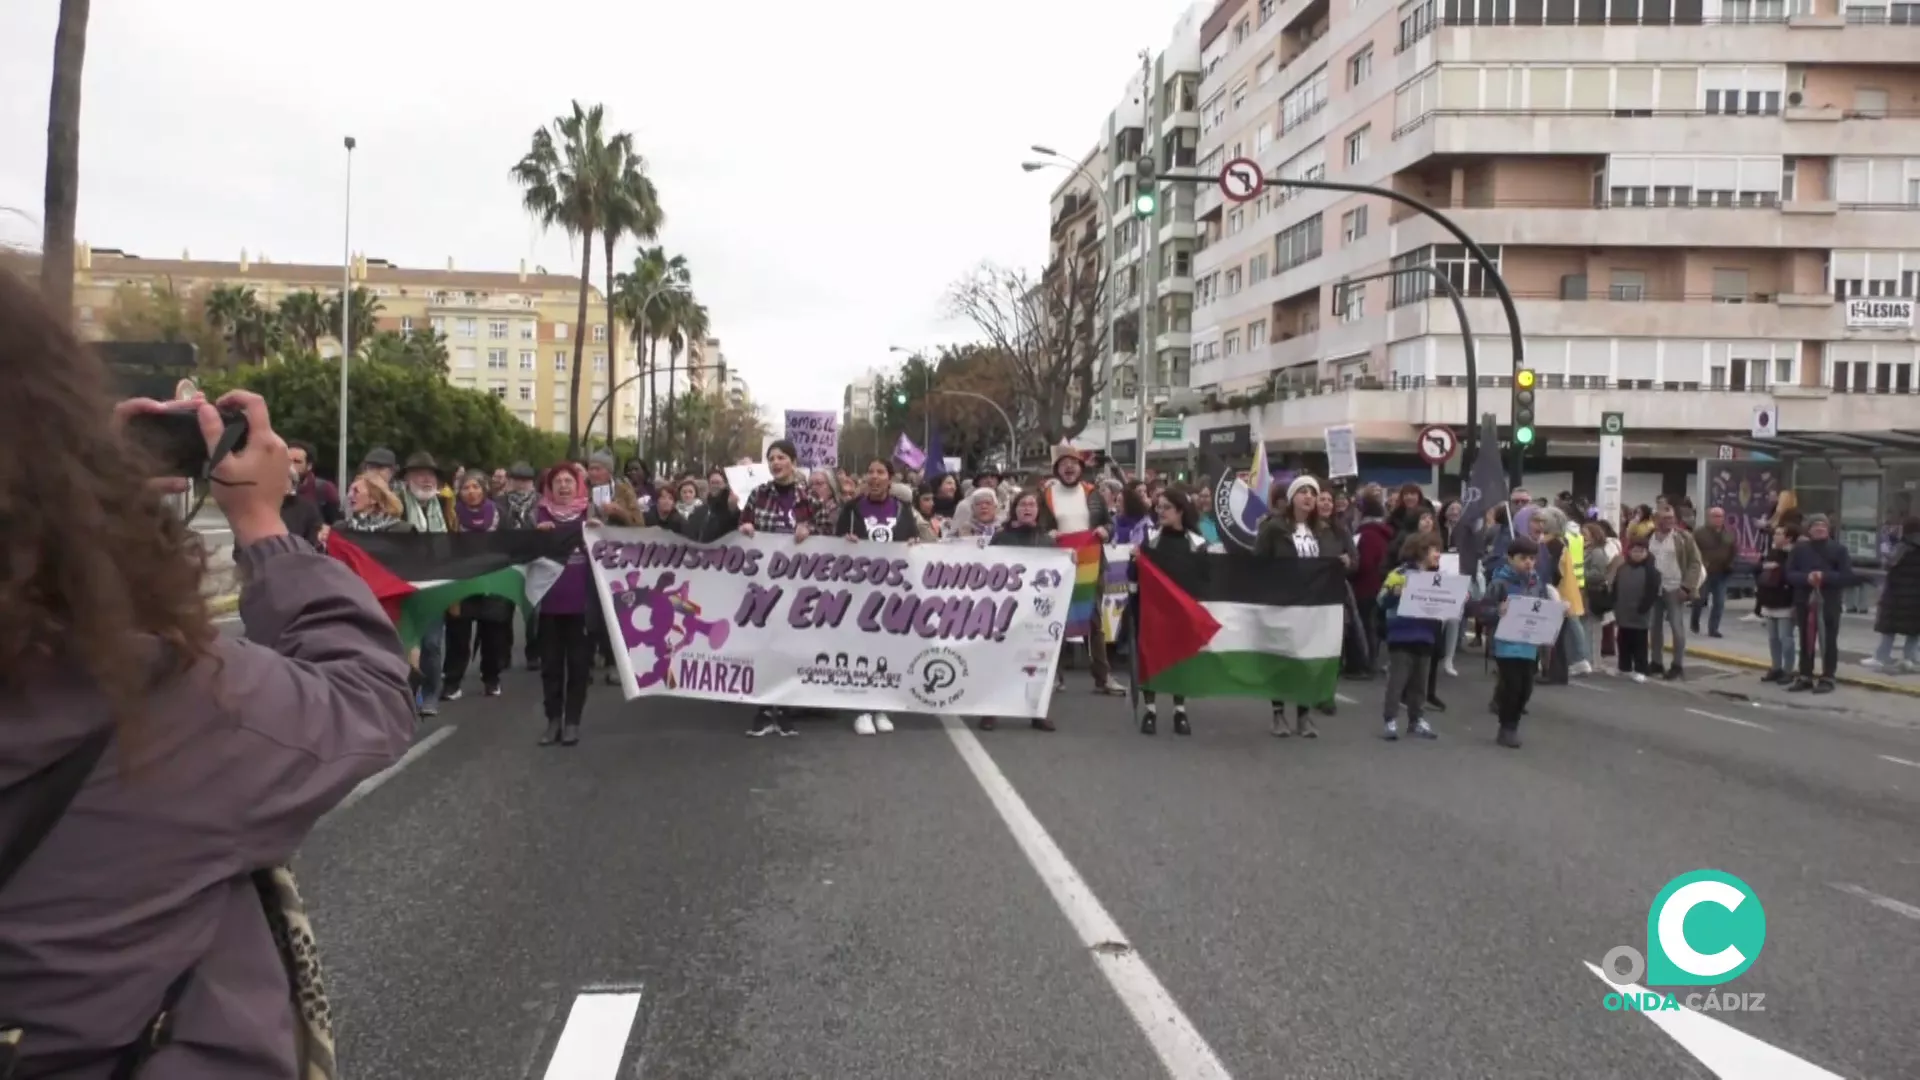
[738,439,837,735]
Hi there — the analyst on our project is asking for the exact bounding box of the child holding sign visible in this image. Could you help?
[1377,535,1446,741]
[1484,536,1551,749]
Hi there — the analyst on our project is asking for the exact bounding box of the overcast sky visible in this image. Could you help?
[1,0,1193,417]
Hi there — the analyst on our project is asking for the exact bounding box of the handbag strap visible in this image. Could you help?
[0,727,113,894]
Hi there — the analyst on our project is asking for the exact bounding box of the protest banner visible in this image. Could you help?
[784,409,839,470]
[1494,596,1567,647]
[587,527,1077,717]
[724,462,772,504]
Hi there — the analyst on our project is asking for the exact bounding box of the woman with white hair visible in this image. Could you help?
[953,486,1004,541]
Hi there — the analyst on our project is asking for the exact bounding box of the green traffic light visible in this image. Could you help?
[1515,426,1536,445]
[894,393,907,405]
[1134,192,1157,217]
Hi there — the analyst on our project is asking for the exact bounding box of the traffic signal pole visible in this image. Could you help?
[1134,50,1157,481]
[1335,264,1477,476]
[1157,170,1523,481]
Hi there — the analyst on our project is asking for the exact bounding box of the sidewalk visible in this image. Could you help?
[1672,607,1920,698]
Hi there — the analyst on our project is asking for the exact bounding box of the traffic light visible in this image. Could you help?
[1512,368,1537,446]
[894,389,908,405]
[1133,154,1158,218]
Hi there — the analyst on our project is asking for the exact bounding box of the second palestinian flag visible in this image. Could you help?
[1135,548,1344,704]
[326,530,577,648]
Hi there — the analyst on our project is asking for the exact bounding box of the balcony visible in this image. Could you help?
[1393,198,1920,250]
[1392,108,1920,159]
[1384,292,1885,343]
[1422,16,1920,66]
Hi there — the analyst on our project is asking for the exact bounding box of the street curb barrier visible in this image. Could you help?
[1688,645,1920,699]
[208,593,240,616]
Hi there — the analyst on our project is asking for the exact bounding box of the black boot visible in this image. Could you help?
[538,717,562,745]
[1140,710,1157,735]
[1172,712,1191,736]
[559,720,580,746]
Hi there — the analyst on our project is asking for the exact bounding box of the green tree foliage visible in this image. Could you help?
[198,353,568,482]
[101,279,229,367]
[277,290,331,352]
[323,285,382,349]
[361,328,451,375]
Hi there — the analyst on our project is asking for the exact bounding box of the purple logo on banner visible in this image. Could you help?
[784,409,839,470]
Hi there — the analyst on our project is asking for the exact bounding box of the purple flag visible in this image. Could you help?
[893,432,925,471]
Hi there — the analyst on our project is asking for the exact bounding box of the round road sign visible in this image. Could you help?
[1218,157,1266,203]
[1416,425,1458,465]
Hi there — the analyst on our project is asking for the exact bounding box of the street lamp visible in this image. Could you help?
[1329,263,1481,470]
[335,135,355,489]
[625,279,688,465]
[1024,147,1119,457]
[889,344,934,448]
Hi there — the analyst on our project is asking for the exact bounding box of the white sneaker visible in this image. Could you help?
[1441,660,1459,677]
[1570,660,1592,677]
[854,713,876,736]
[873,713,895,733]
[1631,672,1648,683]
[1861,657,1886,669]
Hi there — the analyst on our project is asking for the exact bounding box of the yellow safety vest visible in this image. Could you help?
[1566,526,1586,587]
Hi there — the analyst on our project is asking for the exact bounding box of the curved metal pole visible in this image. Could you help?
[1333,264,1478,470]
[1171,170,1520,472]
[931,388,1019,472]
[584,368,651,450]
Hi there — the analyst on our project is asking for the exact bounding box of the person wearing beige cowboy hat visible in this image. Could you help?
[398,451,459,715]
[1038,441,1127,697]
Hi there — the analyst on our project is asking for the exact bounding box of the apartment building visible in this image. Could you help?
[1182,0,1920,449]
[1043,147,1112,427]
[842,365,892,425]
[63,243,645,439]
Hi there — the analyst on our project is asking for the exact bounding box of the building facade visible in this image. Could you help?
[1175,0,1920,453]
[64,243,647,439]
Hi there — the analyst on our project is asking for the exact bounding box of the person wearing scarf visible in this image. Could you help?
[443,475,514,700]
[494,461,542,670]
[397,453,458,716]
[953,486,1004,542]
[534,462,595,746]
[338,472,411,535]
[738,440,837,737]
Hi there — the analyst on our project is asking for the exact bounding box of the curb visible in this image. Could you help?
[1686,645,1920,699]
[207,593,240,617]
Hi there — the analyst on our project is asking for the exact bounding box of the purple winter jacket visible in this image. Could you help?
[0,534,416,1079]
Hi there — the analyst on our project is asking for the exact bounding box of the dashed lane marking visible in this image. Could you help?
[1830,883,1920,922]
[1684,708,1773,732]
[541,990,642,1079]
[1579,962,1844,1079]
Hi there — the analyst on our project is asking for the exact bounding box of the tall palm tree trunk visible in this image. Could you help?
[567,234,593,459]
[40,0,91,318]
[603,235,619,453]
[646,337,660,474]
[666,349,679,474]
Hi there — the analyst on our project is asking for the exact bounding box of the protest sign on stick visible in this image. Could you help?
[783,410,839,470]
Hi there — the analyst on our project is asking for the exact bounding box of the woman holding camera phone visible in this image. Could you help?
[0,271,418,1078]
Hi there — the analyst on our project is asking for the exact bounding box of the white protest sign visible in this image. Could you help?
[1398,572,1471,621]
[1324,424,1358,479]
[1495,595,1567,647]
[724,463,772,504]
[1439,552,1460,577]
[587,527,1077,718]
[783,409,839,470]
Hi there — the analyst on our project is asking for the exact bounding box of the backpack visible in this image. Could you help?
[0,728,337,1080]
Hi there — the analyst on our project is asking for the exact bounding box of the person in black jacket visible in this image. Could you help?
[835,458,920,543]
[1754,525,1798,683]
[1867,516,1920,672]
[1786,514,1859,693]
[277,467,326,547]
[1137,487,1208,737]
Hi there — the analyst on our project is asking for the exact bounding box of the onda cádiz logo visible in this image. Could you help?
[1597,869,1768,1014]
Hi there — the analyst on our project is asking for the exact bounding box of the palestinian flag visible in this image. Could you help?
[1135,547,1344,704]
[326,530,577,648]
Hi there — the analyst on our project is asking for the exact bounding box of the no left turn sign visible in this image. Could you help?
[1416,425,1458,465]
[1219,157,1265,203]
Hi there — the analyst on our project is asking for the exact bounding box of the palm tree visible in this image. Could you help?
[513,101,642,459]
[597,139,663,450]
[324,285,382,351]
[39,0,91,317]
[612,246,689,467]
[278,290,331,352]
[663,295,710,473]
[204,284,282,364]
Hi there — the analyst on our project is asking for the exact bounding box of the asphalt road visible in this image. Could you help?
[237,612,1919,1080]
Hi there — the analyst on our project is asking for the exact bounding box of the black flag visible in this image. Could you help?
[1450,413,1507,575]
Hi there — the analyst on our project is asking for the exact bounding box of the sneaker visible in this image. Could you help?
[1140,710,1157,736]
[1270,710,1291,738]
[1787,677,1813,693]
[1172,711,1191,737]
[1812,678,1836,695]
[1708,631,1724,639]
[1759,670,1782,684]
[1297,713,1320,738]
[417,702,438,718]
[484,683,502,697]
[854,713,877,736]
[747,711,778,737]
[1862,657,1887,670]
[1412,719,1438,739]
[441,687,463,702]
[1441,660,1460,677]
[1570,661,1592,677]
[873,713,894,733]
[1382,719,1400,740]
[776,715,800,737]
[1663,666,1684,681]
[1631,672,1648,684]
[1031,716,1057,732]
[1496,726,1522,749]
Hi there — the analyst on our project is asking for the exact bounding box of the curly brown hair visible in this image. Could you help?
[0,270,215,712]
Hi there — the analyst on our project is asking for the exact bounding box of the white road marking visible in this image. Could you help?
[1685,708,1773,732]
[318,725,457,824]
[1830,882,1920,922]
[1570,680,1615,694]
[1579,962,1843,1078]
[542,990,642,1080]
[943,718,1231,1080]
[1335,693,1358,705]
[1878,754,1920,770]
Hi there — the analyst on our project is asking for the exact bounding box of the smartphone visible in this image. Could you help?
[125,406,248,476]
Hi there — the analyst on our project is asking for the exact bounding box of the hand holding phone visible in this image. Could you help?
[122,401,247,478]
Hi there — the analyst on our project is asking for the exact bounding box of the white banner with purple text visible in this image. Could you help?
[587,527,1077,717]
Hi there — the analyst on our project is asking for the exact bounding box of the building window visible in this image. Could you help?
[1348,46,1373,88]
[1609,270,1647,301]
[1388,244,1504,306]
[1712,268,1750,303]
[1223,330,1242,356]
[1201,91,1226,133]
[518,385,533,402]
[1233,17,1251,43]
[488,320,508,339]
[1256,55,1275,86]
[1249,252,1271,283]
[1339,283,1367,322]
[1275,214,1324,272]
[1344,125,1371,168]
[455,347,476,369]
[593,353,608,371]
[430,316,446,336]
[487,348,508,369]
[1248,319,1268,348]
[1228,208,1245,235]
[592,324,608,343]
[489,382,508,399]
[1259,0,1278,22]
[520,320,536,340]
[554,352,568,371]
[1225,267,1244,295]
[554,322,569,340]
[520,350,536,370]
[399,316,414,334]
[455,318,476,338]
[1341,205,1369,244]
[1399,0,1436,50]
[1280,67,1329,133]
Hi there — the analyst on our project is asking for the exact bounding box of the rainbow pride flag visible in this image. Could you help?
[1056,530,1103,641]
